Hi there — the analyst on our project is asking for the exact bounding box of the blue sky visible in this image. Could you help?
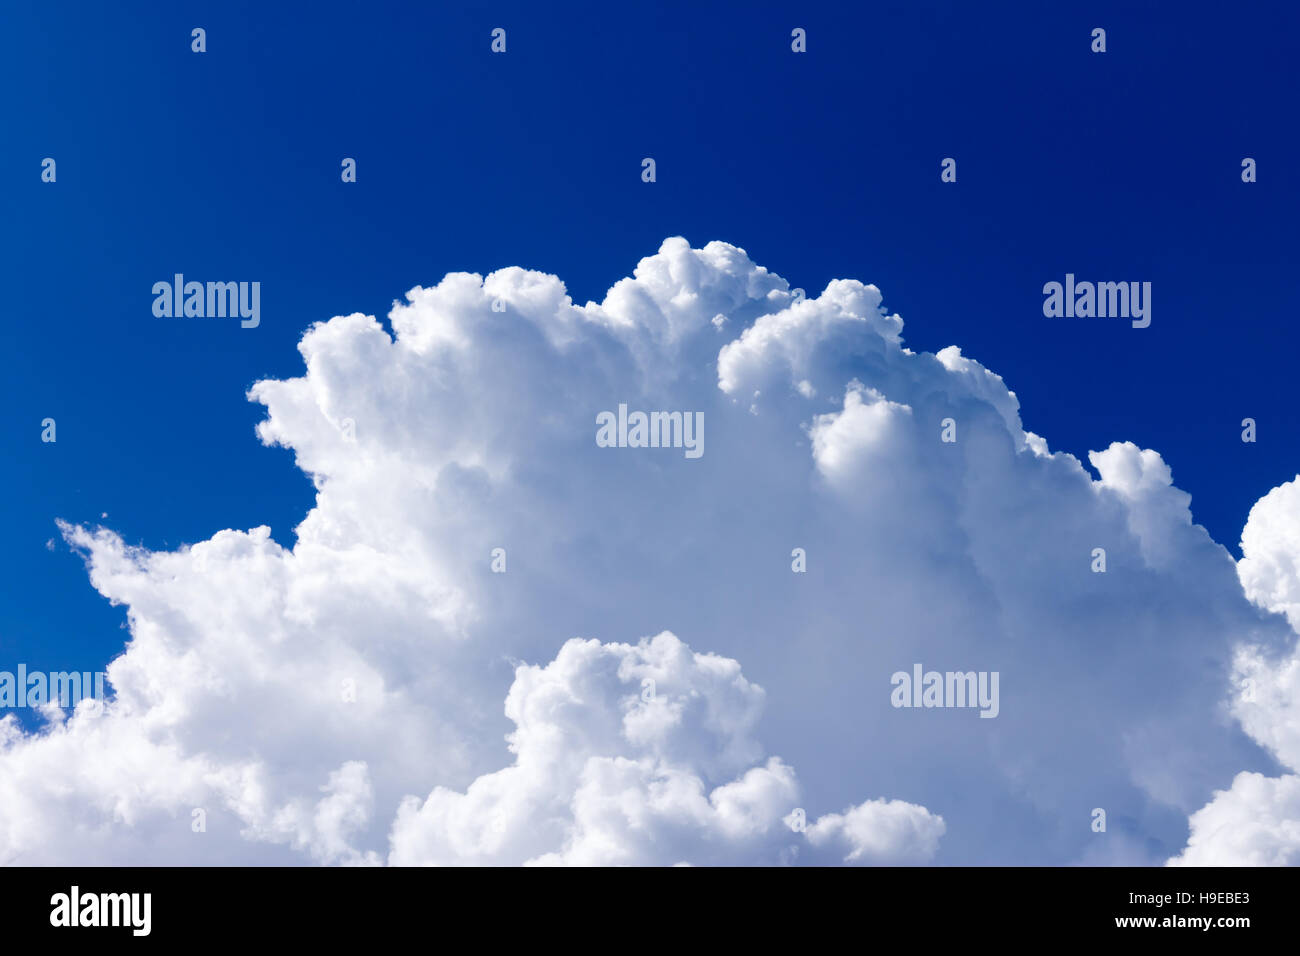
[6,1,1298,673]
[2,1,1300,864]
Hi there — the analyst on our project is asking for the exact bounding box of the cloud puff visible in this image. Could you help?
[1172,477,1300,865]
[3,237,1296,865]
[1173,772,1300,866]
[389,632,942,865]
[1238,478,1300,634]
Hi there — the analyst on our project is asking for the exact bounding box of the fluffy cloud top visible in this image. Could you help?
[3,237,1297,865]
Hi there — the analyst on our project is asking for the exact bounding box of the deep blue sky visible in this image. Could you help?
[4,0,1298,689]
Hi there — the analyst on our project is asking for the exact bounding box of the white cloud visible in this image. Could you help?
[1238,477,1300,634]
[3,237,1296,865]
[806,797,946,865]
[1172,772,1300,866]
[808,381,913,492]
[389,632,942,866]
[1172,476,1300,865]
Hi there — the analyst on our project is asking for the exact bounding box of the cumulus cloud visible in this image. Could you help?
[1173,772,1300,866]
[1172,476,1300,865]
[1238,479,1300,634]
[389,632,942,865]
[2,236,1296,865]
